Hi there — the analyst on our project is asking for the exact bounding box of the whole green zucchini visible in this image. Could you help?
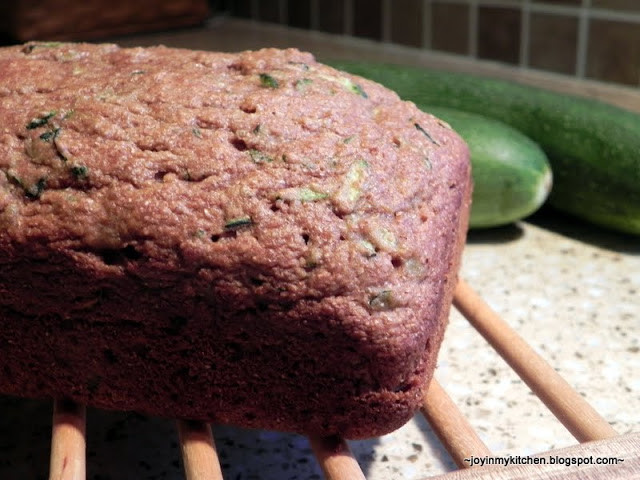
[424,106,552,229]
[330,61,640,235]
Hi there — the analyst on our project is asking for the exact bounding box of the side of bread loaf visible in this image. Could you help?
[0,42,470,439]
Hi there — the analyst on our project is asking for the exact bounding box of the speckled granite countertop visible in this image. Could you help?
[0,18,638,480]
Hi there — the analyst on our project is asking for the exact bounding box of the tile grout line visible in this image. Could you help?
[575,0,591,79]
[469,0,479,58]
[278,0,288,26]
[421,0,432,50]
[309,0,319,31]
[382,0,392,43]
[344,0,354,36]
[520,0,531,68]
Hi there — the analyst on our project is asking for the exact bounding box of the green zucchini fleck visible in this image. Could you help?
[39,127,61,142]
[369,290,395,311]
[350,83,368,98]
[305,260,318,270]
[5,172,24,190]
[277,187,328,203]
[358,239,377,258]
[6,172,46,199]
[192,127,202,138]
[70,165,88,180]
[27,111,57,130]
[298,188,328,202]
[248,149,273,164]
[304,257,319,271]
[22,42,63,54]
[338,77,368,98]
[224,216,253,230]
[259,73,279,89]
[414,122,439,145]
[367,226,398,252]
[295,78,313,91]
[332,159,369,209]
[288,61,310,71]
[26,178,47,199]
[404,258,426,278]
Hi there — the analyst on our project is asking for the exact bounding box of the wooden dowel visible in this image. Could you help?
[49,399,86,480]
[421,378,493,468]
[453,278,618,442]
[177,420,224,480]
[309,435,367,480]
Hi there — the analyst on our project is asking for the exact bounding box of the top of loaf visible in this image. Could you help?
[0,42,469,344]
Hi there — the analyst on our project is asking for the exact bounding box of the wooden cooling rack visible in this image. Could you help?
[46,279,639,480]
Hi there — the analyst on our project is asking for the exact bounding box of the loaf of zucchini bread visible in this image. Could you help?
[0,42,471,439]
